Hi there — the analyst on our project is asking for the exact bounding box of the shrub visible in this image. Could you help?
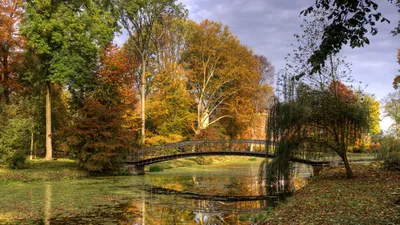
[0,104,31,169]
[149,165,163,172]
[4,151,26,169]
[383,157,400,171]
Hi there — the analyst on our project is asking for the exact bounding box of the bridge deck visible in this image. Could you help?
[124,151,330,167]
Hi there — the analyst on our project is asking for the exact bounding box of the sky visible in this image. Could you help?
[115,0,400,131]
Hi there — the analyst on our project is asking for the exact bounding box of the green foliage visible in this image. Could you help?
[377,134,400,171]
[384,90,400,137]
[149,165,163,172]
[0,103,32,169]
[301,0,396,74]
[263,77,370,193]
[22,0,116,87]
[0,158,88,182]
[4,150,26,169]
[62,46,138,172]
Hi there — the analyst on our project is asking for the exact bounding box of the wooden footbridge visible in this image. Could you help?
[124,139,331,174]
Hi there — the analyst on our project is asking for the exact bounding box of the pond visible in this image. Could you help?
[0,160,312,224]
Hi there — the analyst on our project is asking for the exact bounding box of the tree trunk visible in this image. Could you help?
[140,59,146,147]
[2,55,10,104]
[30,130,34,160]
[45,84,53,160]
[341,152,353,178]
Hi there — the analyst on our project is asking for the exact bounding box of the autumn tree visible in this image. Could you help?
[220,55,273,139]
[0,0,24,104]
[146,17,195,144]
[393,49,400,89]
[118,0,186,146]
[64,46,138,172]
[21,0,116,160]
[362,94,381,135]
[184,20,262,135]
[265,80,369,188]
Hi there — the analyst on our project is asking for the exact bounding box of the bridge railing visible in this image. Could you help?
[127,139,271,162]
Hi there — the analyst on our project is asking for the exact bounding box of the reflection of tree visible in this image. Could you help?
[44,183,52,225]
[143,205,196,225]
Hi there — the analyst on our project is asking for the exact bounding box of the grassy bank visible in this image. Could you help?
[0,159,88,183]
[146,156,260,172]
[0,156,260,182]
[262,164,400,224]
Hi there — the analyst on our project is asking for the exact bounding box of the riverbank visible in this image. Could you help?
[263,164,400,224]
[0,159,88,183]
[0,156,258,182]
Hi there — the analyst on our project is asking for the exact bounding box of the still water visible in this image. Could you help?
[0,160,312,224]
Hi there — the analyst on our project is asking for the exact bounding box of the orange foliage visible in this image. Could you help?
[394,49,400,89]
[64,45,140,172]
[328,81,356,103]
[0,0,25,103]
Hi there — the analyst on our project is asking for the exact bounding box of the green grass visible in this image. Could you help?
[149,165,163,172]
[0,158,88,182]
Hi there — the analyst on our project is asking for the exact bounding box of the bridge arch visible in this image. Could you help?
[124,139,330,175]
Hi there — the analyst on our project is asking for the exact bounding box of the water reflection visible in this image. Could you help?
[0,161,312,224]
[44,183,52,225]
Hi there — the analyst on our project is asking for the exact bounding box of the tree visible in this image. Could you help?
[220,55,274,139]
[301,0,399,75]
[393,49,400,89]
[21,0,116,160]
[384,90,400,137]
[0,101,33,168]
[287,9,353,85]
[146,17,195,144]
[0,0,24,104]
[118,0,186,146]
[254,55,275,86]
[265,80,369,187]
[64,46,138,171]
[184,20,258,135]
[362,94,381,135]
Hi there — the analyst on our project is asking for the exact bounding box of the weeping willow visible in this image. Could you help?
[259,74,370,195]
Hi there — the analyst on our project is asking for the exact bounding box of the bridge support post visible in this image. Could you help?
[127,165,145,175]
[312,165,323,176]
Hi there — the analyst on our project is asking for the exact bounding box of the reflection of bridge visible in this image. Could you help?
[125,139,330,174]
[140,190,275,213]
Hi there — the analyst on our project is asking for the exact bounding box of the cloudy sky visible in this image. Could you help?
[116,0,399,130]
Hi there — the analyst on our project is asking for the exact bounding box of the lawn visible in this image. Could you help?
[0,159,88,182]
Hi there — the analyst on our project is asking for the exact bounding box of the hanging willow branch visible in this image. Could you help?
[260,77,370,195]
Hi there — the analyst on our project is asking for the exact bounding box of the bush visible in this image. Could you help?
[4,151,26,169]
[384,157,400,171]
[248,157,257,161]
[0,103,31,169]
[149,165,163,172]
[377,136,400,160]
